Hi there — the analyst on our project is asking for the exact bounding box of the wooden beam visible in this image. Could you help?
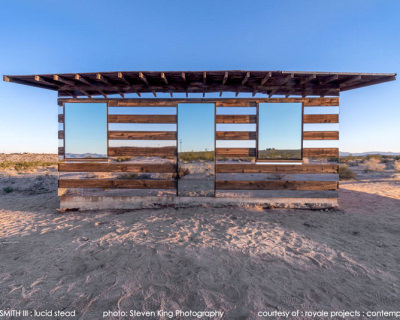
[161,72,168,85]
[108,114,177,123]
[109,146,176,157]
[96,73,112,85]
[53,75,75,86]
[303,114,339,123]
[108,131,177,140]
[118,72,130,85]
[216,131,256,140]
[303,131,339,140]
[216,148,256,157]
[339,75,362,88]
[139,72,149,86]
[299,74,316,86]
[59,162,176,173]
[320,74,338,85]
[203,72,207,85]
[3,75,10,82]
[74,74,91,86]
[181,72,186,82]
[222,72,228,85]
[241,72,250,85]
[216,180,338,191]
[260,72,272,86]
[216,163,338,174]
[59,179,176,189]
[303,148,339,158]
[34,75,55,86]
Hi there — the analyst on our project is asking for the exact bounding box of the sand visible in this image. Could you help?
[0,160,400,319]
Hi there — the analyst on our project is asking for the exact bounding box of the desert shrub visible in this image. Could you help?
[3,186,13,193]
[179,151,214,161]
[339,165,356,180]
[395,156,400,161]
[394,160,400,171]
[177,166,190,178]
[366,154,382,161]
[0,161,57,171]
[361,158,385,172]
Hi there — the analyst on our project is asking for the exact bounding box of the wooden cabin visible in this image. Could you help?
[3,71,396,210]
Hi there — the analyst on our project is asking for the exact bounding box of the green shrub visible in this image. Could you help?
[339,165,356,180]
[3,186,14,193]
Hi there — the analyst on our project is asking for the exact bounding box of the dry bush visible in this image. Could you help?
[394,160,400,171]
[339,164,356,180]
[177,166,190,178]
[362,158,386,172]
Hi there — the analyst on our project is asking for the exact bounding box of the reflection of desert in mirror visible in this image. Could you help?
[178,103,215,196]
[258,103,302,160]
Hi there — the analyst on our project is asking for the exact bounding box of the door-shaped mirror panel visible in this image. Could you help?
[257,103,302,160]
[65,103,108,159]
[178,103,215,196]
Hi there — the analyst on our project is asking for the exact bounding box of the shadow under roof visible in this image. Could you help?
[3,70,396,98]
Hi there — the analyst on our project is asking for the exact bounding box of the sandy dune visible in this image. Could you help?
[0,166,400,319]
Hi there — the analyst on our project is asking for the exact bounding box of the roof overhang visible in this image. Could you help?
[3,70,396,98]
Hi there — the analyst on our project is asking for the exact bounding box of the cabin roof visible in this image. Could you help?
[3,70,396,98]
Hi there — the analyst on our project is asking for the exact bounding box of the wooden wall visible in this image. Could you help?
[58,97,339,201]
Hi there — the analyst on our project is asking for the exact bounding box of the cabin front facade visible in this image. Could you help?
[4,71,396,209]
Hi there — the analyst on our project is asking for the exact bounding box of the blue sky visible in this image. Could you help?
[0,0,399,153]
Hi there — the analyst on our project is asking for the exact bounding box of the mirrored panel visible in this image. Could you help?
[258,103,302,160]
[178,103,215,196]
[65,103,107,159]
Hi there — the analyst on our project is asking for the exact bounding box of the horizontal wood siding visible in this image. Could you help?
[108,131,176,140]
[216,164,338,174]
[303,131,339,140]
[216,180,338,191]
[303,148,339,157]
[108,115,177,123]
[216,148,256,157]
[216,115,256,123]
[303,114,339,123]
[59,162,176,173]
[109,146,176,157]
[216,131,256,140]
[58,130,64,139]
[59,179,176,189]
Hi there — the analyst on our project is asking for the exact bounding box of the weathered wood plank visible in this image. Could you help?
[303,131,339,140]
[108,115,177,123]
[216,131,256,140]
[58,147,64,155]
[216,180,338,190]
[303,148,339,157]
[303,114,338,123]
[302,98,339,106]
[58,130,64,139]
[108,131,176,140]
[216,148,256,157]
[216,115,256,123]
[59,162,176,173]
[59,179,176,189]
[58,114,64,123]
[109,146,177,157]
[60,97,339,107]
[216,163,338,174]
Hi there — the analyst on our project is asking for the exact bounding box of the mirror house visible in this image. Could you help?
[3,70,396,210]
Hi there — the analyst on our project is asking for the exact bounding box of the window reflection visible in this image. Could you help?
[258,103,302,160]
[64,103,107,159]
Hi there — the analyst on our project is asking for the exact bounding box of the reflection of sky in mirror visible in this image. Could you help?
[65,103,107,157]
[178,103,214,152]
[258,103,302,150]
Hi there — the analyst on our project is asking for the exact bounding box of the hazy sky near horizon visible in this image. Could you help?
[0,0,399,153]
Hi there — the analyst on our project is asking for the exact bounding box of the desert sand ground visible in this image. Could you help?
[0,155,400,319]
